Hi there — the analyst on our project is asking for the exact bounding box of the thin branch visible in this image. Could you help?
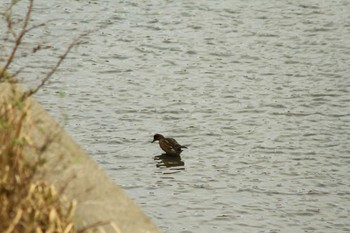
[25,19,56,33]
[22,31,91,100]
[10,43,54,77]
[3,3,18,39]
[77,221,112,233]
[0,0,34,79]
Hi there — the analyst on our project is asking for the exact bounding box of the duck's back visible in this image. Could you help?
[167,138,183,152]
[167,138,179,146]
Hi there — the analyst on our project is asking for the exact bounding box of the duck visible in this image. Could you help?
[152,133,187,155]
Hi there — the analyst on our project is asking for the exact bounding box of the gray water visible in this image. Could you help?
[4,0,350,232]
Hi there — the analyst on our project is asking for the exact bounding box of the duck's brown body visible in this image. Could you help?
[152,134,187,155]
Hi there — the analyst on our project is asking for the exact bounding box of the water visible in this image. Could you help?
[3,0,350,232]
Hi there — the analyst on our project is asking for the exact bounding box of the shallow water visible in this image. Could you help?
[4,0,350,232]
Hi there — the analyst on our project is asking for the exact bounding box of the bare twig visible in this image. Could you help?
[77,221,113,233]
[25,19,56,33]
[2,3,18,39]
[0,0,34,79]
[22,31,91,100]
[57,174,77,196]
[9,44,53,78]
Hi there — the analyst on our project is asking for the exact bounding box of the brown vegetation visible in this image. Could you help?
[1,1,111,233]
[0,88,78,232]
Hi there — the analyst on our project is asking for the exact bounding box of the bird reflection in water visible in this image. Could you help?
[154,154,185,168]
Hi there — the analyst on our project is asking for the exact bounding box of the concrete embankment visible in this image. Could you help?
[1,83,160,233]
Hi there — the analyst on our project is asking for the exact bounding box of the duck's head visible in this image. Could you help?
[152,133,164,143]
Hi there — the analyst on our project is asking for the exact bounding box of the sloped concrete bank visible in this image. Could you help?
[0,83,160,233]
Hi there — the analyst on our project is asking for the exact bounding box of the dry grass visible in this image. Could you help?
[0,68,16,83]
[0,88,77,233]
[1,1,118,232]
[1,1,80,230]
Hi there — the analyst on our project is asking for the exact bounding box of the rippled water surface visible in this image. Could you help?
[6,0,350,232]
